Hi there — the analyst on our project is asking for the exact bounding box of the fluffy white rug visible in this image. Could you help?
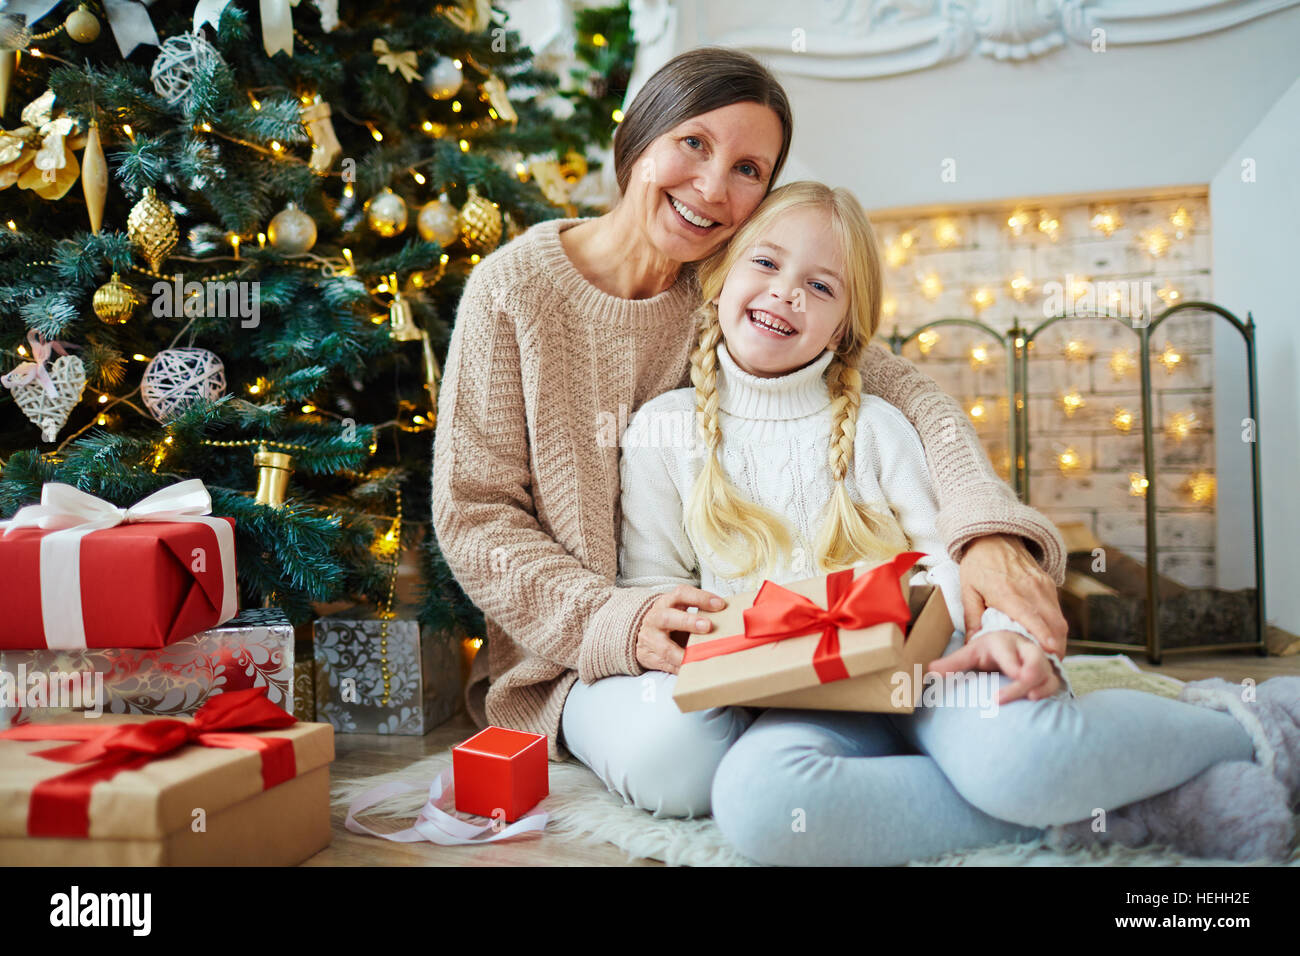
[331,656,1300,867]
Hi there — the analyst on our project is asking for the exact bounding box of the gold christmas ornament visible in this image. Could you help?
[81,119,107,233]
[365,187,408,236]
[388,288,422,342]
[481,74,516,124]
[254,444,293,508]
[268,201,317,253]
[0,13,29,118]
[93,272,136,324]
[65,5,100,43]
[300,94,341,174]
[416,193,459,245]
[560,150,587,184]
[457,185,501,254]
[127,187,178,272]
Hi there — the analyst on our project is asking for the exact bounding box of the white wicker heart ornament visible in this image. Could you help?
[6,354,87,442]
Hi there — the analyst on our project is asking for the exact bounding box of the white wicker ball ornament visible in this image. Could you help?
[150,33,224,108]
[141,347,226,422]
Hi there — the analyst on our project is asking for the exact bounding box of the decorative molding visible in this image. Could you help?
[1060,0,1300,45]
[657,0,1300,79]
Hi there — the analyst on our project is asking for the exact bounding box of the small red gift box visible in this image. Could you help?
[452,726,548,822]
[0,481,238,650]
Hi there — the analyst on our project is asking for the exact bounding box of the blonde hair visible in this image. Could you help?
[685,181,912,580]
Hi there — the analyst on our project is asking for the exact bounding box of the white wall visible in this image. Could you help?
[667,3,1300,212]
[1210,75,1300,632]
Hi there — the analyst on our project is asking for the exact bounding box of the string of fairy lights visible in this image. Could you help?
[879,199,1215,506]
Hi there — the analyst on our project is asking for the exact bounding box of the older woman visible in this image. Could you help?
[432,46,1067,817]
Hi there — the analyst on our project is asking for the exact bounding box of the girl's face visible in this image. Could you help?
[626,102,784,264]
[715,204,849,378]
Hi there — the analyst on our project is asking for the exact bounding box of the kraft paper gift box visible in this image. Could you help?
[0,688,334,866]
[673,551,954,714]
[0,480,238,651]
[313,606,461,735]
[0,608,295,730]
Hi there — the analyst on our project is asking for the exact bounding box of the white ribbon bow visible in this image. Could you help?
[1,479,237,648]
[345,767,549,846]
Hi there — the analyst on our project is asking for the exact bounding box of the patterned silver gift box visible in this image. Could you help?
[312,611,460,735]
[0,607,295,729]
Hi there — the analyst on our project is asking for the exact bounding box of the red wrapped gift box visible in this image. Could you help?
[0,481,238,650]
[453,726,548,823]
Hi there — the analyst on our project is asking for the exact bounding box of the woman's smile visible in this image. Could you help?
[665,191,723,234]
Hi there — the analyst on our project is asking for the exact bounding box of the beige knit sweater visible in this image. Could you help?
[432,217,1066,761]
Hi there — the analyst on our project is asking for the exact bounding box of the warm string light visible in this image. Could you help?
[918,272,942,300]
[1063,339,1092,361]
[1090,206,1123,237]
[1061,389,1085,417]
[1166,410,1198,441]
[1156,342,1183,374]
[967,287,996,313]
[1185,471,1215,504]
[1129,473,1149,497]
[1007,272,1032,301]
[1057,447,1083,474]
[1110,348,1136,379]
[915,329,940,356]
[968,344,990,368]
[1111,407,1134,433]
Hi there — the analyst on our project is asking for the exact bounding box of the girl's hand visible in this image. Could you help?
[958,534,1069,657]
[636,585,727,675]
[927,630,1062,705]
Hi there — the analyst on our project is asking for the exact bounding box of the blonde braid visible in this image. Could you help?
[815,342,912,572]
[684,304,793,580]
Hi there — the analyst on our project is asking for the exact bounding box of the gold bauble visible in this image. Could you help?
[365,187,408,237]
[65,5,101,43]
[560,150,588,184]
[267,201,317,253]
[127,187,178,272]
[81,119,108,234]
[93,272,136,324]
[457,185,502,254]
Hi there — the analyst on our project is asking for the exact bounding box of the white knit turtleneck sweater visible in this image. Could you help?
[617,341,1073,693]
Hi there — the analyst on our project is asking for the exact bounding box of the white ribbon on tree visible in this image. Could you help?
[0,479,237,649]
[345,767,549,846]
[194,0,339,56]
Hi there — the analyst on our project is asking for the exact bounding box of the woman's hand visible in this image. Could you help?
[958,534,1068,656]
[636,585,727,675]
[928,630,1062,705]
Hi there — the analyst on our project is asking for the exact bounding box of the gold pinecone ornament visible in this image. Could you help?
[127,187,178,272]
[93,272,136,324]
[457,185,502,254]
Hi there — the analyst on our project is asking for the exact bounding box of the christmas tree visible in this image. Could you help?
[0,0,635,640]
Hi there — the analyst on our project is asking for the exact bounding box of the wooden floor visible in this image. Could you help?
[302,647,1300,867]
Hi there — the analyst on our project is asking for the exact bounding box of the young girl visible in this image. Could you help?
[614,181,1300,865]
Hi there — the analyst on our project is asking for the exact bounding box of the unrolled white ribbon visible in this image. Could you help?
[345,767,549,846]
[0,479,237,649]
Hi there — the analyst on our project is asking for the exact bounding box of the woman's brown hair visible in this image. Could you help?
[613,46,794,195]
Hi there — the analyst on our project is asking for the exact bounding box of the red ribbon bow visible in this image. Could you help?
[0,687,297,838]
[681,551,925,683]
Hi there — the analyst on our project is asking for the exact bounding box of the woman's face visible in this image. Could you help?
[626,102,785,264]
[715,204,849,378]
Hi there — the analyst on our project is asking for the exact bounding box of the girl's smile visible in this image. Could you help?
[716,204,849,377]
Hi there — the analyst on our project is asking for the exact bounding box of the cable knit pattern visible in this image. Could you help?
[432,217,1067,761]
